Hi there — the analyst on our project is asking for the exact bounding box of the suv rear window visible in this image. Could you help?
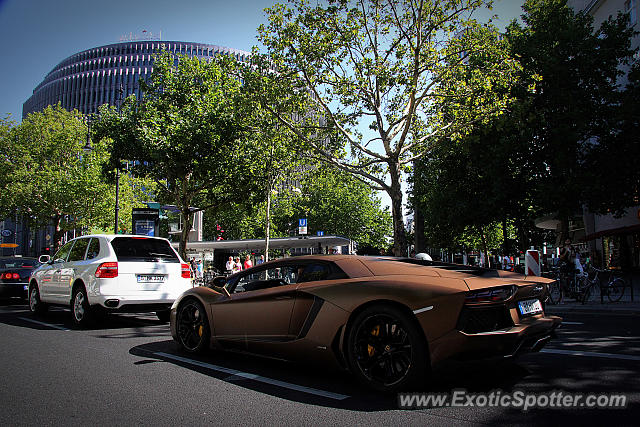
[110,237,179,263]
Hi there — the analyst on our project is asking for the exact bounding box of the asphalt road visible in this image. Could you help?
[0,300,637,426]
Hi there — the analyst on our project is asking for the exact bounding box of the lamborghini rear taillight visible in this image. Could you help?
[465,285,516,304]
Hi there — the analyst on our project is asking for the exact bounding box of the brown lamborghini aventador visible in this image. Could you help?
[169,255,562,392]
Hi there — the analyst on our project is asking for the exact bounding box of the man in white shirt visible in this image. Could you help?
[225,256,235,272]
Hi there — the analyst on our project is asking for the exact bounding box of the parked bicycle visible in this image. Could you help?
[579,266,626,304]
[546,264,589,304]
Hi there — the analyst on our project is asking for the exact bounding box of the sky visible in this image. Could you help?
[0,0,525,122]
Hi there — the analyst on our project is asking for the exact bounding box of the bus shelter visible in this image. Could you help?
[172,235,351,274]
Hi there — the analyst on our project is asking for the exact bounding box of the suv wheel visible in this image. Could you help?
[72,286,94,327]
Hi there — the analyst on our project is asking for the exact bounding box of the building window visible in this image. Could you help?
[626,0,637,26]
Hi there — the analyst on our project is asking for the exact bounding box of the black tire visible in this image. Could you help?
[175,299,210,353]
[71,286,94,327]
[581,283,595,304]
[156,309,170,323]
[607,278,625,302]
[346,304,428,392]
[28,283,48,315]
[547,281,562,305]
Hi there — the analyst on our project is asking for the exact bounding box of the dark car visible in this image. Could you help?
[170,255,562,392]
[0,256,41,300]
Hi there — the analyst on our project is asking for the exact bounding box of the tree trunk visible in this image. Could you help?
[52,214,63,254]
[264,181,272,262]
[478,225,490,268]
[414,203,425,253]
[389,168,407,256]
[502,217,508,253]
[179,208,192,261]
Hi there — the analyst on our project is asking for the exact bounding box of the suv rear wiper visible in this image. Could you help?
[147,253,174,258]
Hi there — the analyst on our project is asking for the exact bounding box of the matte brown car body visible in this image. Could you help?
[170,255,561,391]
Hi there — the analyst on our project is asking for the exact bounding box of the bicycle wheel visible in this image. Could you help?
[548,281,562,304]
[607,278,625,302]
[581,282,597,304]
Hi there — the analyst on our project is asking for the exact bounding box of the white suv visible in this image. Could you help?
[29,235,193,326]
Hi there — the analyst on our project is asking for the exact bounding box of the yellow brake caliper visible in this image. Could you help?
[368,325,380,357]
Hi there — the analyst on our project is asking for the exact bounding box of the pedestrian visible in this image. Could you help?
[233,256,242,273]
[225,256,235,273]
[559,238,574,275]
[256,255,265,265]
[243,255,253,270]
[502,253,510,271]
[196,259,203,278]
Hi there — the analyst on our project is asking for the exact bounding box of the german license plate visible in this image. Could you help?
[137,274,165,283]
[518,298,543,316]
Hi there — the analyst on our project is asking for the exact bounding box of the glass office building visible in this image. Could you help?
[23,41,251,118]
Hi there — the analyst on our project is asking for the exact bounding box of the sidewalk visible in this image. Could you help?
[545,300,640,315]
[543,270,640,315]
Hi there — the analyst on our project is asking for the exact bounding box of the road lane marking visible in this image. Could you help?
[18,317,70,331]
[154,352,350,400]
[561,321,584,325]
[541,348,640,361]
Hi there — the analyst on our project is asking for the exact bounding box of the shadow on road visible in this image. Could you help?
[128,339,540,411]
[0,299,171,337]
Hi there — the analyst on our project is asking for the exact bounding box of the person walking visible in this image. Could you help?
[225,256,235,274]
[196,259,203,278]
[232,256,242,273]
[243,255,253,270]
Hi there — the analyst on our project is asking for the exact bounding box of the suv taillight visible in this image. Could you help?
[181,264,191,279]
[181,263,191,279]
[95,262,118,278]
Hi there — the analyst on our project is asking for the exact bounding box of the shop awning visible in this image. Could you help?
[171,235,351,252]
[583,224,640,241]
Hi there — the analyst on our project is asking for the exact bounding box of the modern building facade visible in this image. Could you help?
[13,40,251,257]
[23,40,251,118]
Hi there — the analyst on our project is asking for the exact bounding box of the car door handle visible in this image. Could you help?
[274,296,292,300]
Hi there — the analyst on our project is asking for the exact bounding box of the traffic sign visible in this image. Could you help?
[1,229,12,237]
[0,243,18,248]
[317,231,324,236]
[298,218,308,235]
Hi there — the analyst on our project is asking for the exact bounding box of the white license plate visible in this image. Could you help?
[137,274,165,283]
[518,298,543,316]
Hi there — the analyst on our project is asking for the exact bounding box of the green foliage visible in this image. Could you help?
[0,105,148,249]
[257,0,519,255]
[204,164,392,249]
[412,0,638,250]
[93,52,265,259]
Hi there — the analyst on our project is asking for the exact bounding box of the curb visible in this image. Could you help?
[545,303,640,316]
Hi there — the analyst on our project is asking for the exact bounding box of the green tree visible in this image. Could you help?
[505,0,636,239]
[0,105,146,251]
[413,0,637,253]
[94,52,263,259]
[256,0,518,255]
[283,166,393,249]
[585,62,640,216]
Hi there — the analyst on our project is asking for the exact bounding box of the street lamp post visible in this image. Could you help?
[114,84,124,234]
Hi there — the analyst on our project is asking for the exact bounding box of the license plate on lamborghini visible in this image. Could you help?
[137,274,165,283]
[518,298,543,316]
